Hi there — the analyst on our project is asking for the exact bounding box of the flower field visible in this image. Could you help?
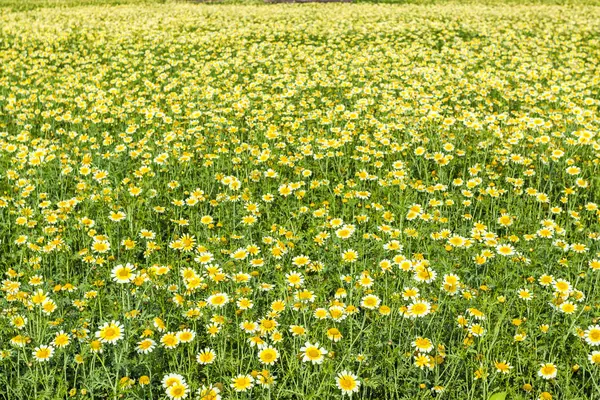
[0,2,599,399]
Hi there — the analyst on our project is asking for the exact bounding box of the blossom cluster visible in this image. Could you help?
[0,2,599,399]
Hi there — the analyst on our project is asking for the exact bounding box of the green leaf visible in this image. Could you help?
[489,392,507,400]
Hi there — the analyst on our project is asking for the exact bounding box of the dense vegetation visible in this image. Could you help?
[1,1,599,399]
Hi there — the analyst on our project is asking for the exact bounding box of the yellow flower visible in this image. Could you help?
[538,363,558,380]
[336,371,361,395]
[111,263,136,283]
[162,373,185,389]
[207,293,229,308]
[53,331,70,348]
[407,300,431,318]
[196,348,216,365]
[412,337,434,353]
[231,374,254,392]
[584,325,600,346]
[136,339,156,354]
[494,360,512,374]
[341,249,359,263]
[300,342,328,364]
[258,346,279,365]
[33,345,54,362]
[161,332,179,349]
[177,329,195,343]
[166,382,188,399]
[95,321,124,344]
[327,328,343,342]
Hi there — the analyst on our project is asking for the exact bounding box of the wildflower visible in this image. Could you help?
[162,373,185,389]
[327,328,343,342]
[10,315,27,330]
[196,348,216,364]
[341,249,359,263]
[111,263,136,283]
[166,382,189,399]
[256,370,277,387]
[407,300,431,318]
[414,353,431,369]
[360,294,381,310]
[53,331,70,348]
[588,351,600,365]
[136,339,157,354]
[161,332,179,349]
[336,371,361,395]
[231,374,254,392]
[197,385,221,400]
[290,325,306,336]
[207,293,229,308]
[538,363,558,380]
[412,337,434,353]
[33,345,54,362]
[177,329,196,343]
[494,361,512,374]
[96,321,124,344]
[300,342,328,364]
[258,346,279,365]
[584,325,600,346]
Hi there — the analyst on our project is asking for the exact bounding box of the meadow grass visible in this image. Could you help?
[0,0,166,10]
[0,1,599,400]
[1,0,600,10]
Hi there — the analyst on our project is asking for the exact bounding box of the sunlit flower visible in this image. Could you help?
[300,342,328,364]
[538,363,558,380]
[231,374,254,392]
[196,348,216,365]
[258,346,279,365]
[96,321,124,344]
[336,371,361,395]
[33,345,54,362]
